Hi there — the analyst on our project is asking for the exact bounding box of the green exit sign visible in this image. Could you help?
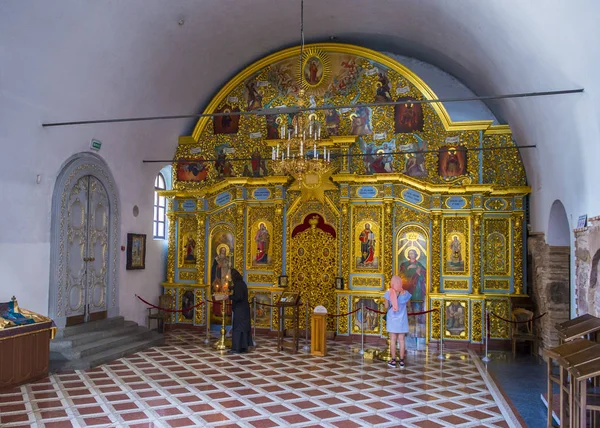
[90,139,102,151]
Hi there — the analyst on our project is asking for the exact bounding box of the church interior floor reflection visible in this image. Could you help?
[0,330,527,427]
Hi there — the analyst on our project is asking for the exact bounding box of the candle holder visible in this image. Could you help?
[213,297,231,350]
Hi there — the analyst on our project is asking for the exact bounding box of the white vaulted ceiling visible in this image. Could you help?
[1,0,599,234]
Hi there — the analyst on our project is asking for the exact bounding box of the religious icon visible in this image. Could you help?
[245,80,263,111]
[356,222,378,269]
[394,97,423,133]
[265,114,280,140]
[181,290,195,320]
[184,234,196,264]
[438,145,467,178]
[210,229,234,293]
[397,229,428,338]
[359,138,395,174]
[214,145,234,178]
[251,294,271,326]
[447,234,465,272]
[250,149,268,177]
[253,223,270,265]
[325,109,340,136]
[446,301,466,335]
[126,233,146,270]
[176,159,208,182]
[303,57,323,86]
[350,106,372,136]
[402,135,428,177]
[353,298,380,333]
[374,70,392,103]
[213,104,240,134]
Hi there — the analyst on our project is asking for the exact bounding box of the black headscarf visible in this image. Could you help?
[230,268,244,284]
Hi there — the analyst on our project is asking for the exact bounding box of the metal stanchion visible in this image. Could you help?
[359,302,365,355]
[482,308,491,362]
[204,300,211,344]
[437,307,445,360]
[252,297,257,346]
[302,299,310,352]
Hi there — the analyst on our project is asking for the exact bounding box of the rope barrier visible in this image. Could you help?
[364,307,439,316]
[327,307,360,318]
[489,311,547,324]
[135,294,204,313]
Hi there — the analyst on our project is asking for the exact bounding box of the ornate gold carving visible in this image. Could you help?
[289,225,337,331]
[194,288,207,326]
[483,217,510,276]
[484,279,511,290]
[235,202,246,272]
[178,271,196,282]
[431,213,441,293]
[164,288,175,324]
[514,197,524,210]
[341,202,350,285]
[272,293,281,330]
[384,202,393,286]
[352,277,383,289]
[512,212,524,294]
[431,299,442,340]
[247,273,275,284]
[472,212,482,295]
[272,203,283,282]
[471,300,483,343]
[196,211,206,283]
[338,295,349,334]
[486,298,511,339]
[166,210,176,283]
[442,216,470,276]
[443,279,469,290]
[482,134,527,187]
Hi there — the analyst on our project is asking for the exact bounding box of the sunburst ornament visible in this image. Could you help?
[288,164,337,203]
[300,47,331,90]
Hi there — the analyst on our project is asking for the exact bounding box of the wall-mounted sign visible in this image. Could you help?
[215,192,232,206]
[446,196,467,209]
[402,188,423,205]
[253,188,271,200]
[181,199,196,211]
[357,186,378,198]
[90,139,102,151]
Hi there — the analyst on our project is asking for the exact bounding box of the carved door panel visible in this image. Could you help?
[289,226,337,331]
[65,176,109,325]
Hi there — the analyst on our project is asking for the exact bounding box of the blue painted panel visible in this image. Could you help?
[182,199,196,211]
[357,186,378,198]
[402,189,423,205]
[253,188,271,200]
[446,196,467,209]
[215,192,232,206]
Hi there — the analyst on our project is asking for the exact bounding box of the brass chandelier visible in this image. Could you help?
[269,0,332,185]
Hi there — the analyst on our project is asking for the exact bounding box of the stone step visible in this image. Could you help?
[50,321,140,351]
[52,326,153,359]
[54,316,125,339]
[50,332,164,372]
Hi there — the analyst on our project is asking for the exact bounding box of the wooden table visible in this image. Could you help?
[543,339,598,427]
[556,314,596,332]
[570,358,600,428]
[558,317,600,343]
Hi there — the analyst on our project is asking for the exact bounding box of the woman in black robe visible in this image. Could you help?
[228,269,253,353]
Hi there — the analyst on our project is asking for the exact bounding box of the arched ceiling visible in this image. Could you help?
[1,0,599,233]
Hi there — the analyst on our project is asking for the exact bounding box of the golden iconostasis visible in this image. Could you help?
[159,44,529,344]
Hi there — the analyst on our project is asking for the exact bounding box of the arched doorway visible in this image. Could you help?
[49,153,120,328]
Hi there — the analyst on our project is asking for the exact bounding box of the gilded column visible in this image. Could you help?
[196,210,206,284]
[384,202,393,287]
[512,212,524,295]
[273,202,284,285]
[341,202,350,283]
[471,212,482,295]
[235,202,246,273]
[166,198,176,284]
[431,212,441,294]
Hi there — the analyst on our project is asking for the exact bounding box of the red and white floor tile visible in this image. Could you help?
[0,331,522,427]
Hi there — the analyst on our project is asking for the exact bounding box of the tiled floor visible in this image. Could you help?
[0,331,523,427]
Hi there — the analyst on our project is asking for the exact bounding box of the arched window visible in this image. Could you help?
[153,173,166,239]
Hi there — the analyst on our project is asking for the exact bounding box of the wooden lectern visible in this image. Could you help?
[276,292,301,353]
[311,306,328,356]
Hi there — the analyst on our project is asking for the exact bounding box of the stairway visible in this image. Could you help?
[49,316,164,372]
